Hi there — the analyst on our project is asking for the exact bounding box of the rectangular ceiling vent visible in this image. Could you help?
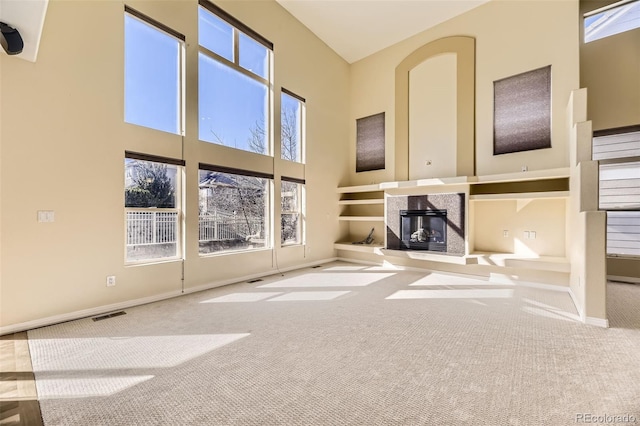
[92,311,126,322]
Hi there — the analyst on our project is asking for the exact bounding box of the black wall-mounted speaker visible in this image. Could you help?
[0,22,24,55]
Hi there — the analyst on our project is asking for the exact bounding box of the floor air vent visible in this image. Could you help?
[247,278,263,283]
[92,311,126,322]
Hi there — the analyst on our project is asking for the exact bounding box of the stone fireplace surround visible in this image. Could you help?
[386,193,465,255]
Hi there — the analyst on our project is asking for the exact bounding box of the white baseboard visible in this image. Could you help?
[567,288,609,328]
[0,290,182,335]
[607,275,640,284]
[568,287,585,321]
[585,316,609,328]
[0,257,338,336]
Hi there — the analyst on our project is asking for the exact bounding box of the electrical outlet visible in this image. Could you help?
[37,210,55,223]
[503,230,509,238]
[521,165,528,172]
[106,276,116,287]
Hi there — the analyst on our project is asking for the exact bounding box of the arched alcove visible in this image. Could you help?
[395,36,475,181]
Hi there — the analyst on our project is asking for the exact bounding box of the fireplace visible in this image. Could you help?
[400,210,447,251]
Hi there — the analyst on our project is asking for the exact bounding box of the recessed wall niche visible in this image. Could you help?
[409,53,457,180]
[395,36,476,181]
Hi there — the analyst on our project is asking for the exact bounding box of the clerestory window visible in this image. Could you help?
[124,7,185,135]
[198,1,273,155]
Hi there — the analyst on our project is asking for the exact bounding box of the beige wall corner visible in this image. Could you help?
[583,211,608,322]
[577,161,600,212]
[567,87,608,326]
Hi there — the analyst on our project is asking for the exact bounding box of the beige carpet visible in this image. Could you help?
[27,262,640,425]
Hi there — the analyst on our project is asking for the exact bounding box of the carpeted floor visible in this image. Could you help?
[27,262,640,425]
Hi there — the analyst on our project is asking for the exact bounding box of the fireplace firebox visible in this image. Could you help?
[400,210,447,251]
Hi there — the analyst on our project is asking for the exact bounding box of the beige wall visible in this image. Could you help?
[580,0,640,131]
[472,199,567,257]
[0,0,349,329]
[607,258,640,282]
[349,0,579,185]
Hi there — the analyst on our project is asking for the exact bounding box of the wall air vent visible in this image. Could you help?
[92,311,127,322]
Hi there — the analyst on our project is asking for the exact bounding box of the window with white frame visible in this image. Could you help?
[198,1,272,154]
[198,164,272,255]
[584,0,640,43]
[281,178,304,246]
[281,89,305,163]
[125,152,183,263]
[124,7,184,135]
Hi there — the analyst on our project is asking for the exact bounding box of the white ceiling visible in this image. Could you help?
[276,0,490,63]
[0,0,48,62]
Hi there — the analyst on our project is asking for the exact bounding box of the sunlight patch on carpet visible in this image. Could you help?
[267,291,351,301]
[386,289,514,299]
[29,334,250,371]
[36,375,154,399]
[257,272,394,288]
[200,292,282,303]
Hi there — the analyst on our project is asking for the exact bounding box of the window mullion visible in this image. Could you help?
[233,28,240,65]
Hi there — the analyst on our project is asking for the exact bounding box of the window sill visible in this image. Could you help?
[198,246,273,258]
[125,257,183,267]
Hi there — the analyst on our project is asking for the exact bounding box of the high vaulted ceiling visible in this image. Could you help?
[275,0,491,63]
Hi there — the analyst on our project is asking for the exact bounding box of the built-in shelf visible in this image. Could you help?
[380,249,478,265]
[336,168,571,194]
[338,216,384,222]
[334,242,385,254]
[471,168,570,184]
[336,183,382,193]
[469,191,570,201]
[336,168,573,273]
[470,252,570,273]
[338,199,384,206]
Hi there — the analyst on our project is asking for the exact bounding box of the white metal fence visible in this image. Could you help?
[199,214,264,241]
[126,211,265,246]
[126,210,178,246]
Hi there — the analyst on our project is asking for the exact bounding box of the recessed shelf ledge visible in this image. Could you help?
[338,216,384,221]
[380,249,477,265]
[470,252,570,273]
[337,168,570,193]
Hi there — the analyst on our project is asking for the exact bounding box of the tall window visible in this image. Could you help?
[199,165,272,255]
[125,153,184,263]
[281,89,305,163]
[281,178,304,246]
[198,2,273,154]
[124,7,184,134]
[584,0,640,43]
